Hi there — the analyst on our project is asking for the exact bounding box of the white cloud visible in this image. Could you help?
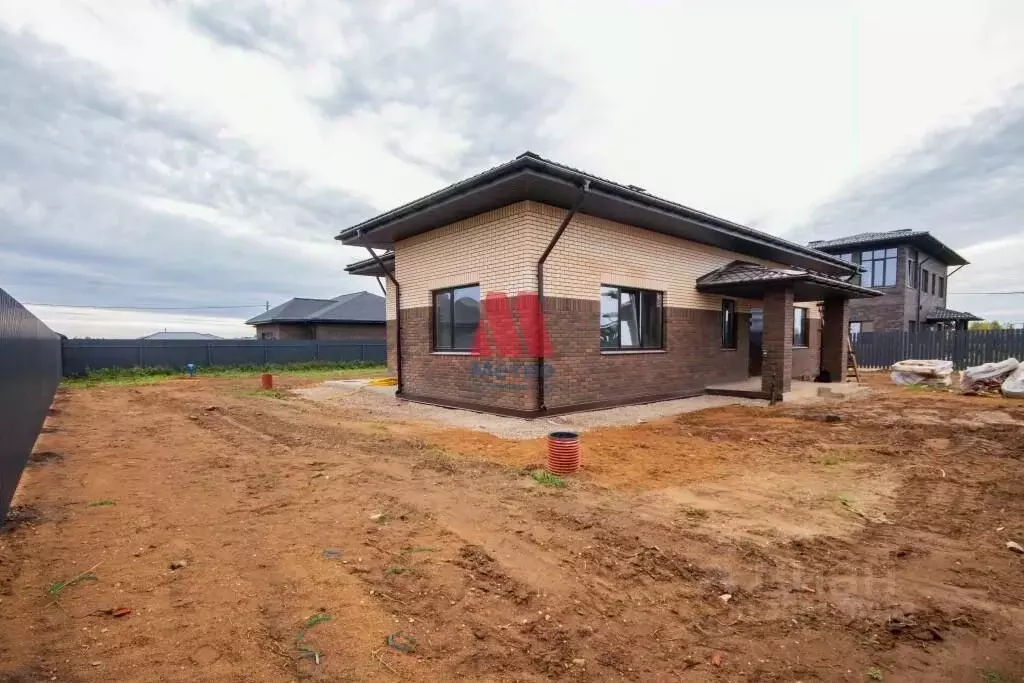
[3,0,1024,332]
[26,305,254,339]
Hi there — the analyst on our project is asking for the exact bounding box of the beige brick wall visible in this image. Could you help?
[392,200,820,317]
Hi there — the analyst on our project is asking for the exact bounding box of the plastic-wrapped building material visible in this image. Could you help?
[890,359,954,387]
[960,358,1019,394]
[1001,365,1024,399]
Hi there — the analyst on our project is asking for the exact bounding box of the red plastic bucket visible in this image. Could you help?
[547,431,580,475]
[260,373,273,390]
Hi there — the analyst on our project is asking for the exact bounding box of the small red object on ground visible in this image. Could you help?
[547,431,580,475]
[260,373,273,390]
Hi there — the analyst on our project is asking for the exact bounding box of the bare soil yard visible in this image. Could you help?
[2,374,1023,682]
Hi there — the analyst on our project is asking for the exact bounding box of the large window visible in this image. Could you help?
[721,299,737,349]
[793,307,810,347]
[600,285,663,350]
[432,284,480,351]
[861,248,897,287]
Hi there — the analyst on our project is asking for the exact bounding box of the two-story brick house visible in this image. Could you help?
[808,230,980,333]
[337,152,881,416]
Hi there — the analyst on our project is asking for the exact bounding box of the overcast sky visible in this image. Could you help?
[2,0,1023,337]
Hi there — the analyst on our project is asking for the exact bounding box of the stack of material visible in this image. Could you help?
[1000,365,1024,399]
[891,360,954,387]
[960,358,1020,395]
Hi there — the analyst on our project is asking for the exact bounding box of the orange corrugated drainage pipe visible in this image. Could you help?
[260,373,273,390]
[547,431,581,476]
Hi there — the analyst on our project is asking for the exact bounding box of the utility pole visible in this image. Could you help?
[265,300,269,312]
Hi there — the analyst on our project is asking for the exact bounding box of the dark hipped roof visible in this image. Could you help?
[337,152,857,277]
[809,230,968,266]
[138,331,223,340]
[696,261,882,302]
[925,307,982,322]
[245,291,384,325]
[345,251,394,277]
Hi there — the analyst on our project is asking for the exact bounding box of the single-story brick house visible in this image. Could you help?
[340,152,880,416]
[245,291,385,340]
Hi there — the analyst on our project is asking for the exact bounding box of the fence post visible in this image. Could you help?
[263,343,268,365]
[314,342,320,361]
[138,343,144,368]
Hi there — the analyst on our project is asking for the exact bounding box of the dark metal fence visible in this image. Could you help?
[61,339,386,376]
[852,329,1024,369]
[1,289,62,521]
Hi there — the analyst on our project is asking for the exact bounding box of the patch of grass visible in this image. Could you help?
[242,388,291,399]
[294,613,332,664]
[982,670,1012,683]
[867,667,884,681]
[63,361,385,388]
[47,562,102,600]
[403,546,437,554]
[530,470,566,488]
[384,566,408,577]
[87,499,115,507]
[821,455,840,466]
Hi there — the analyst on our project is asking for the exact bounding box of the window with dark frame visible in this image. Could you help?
[721,299,737,349]
[600,285,664,350]
[432,284,481,351]
[793,307,810,347]
[931,272,937,295]
[907,252,918,289]
[919,268,928,292]
[860,248,897,287]
[939,276,945,297]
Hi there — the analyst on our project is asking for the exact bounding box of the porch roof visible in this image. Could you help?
[696,261,883,302]
[345,251,394,277]
[924,307,982,322]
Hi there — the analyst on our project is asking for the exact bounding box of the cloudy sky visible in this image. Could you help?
[2,0,1023,337]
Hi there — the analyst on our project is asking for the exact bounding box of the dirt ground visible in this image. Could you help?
[2,374,1023,682]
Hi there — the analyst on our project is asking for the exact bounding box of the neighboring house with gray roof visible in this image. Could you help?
[808,229,980,332]
[245,291,385,341]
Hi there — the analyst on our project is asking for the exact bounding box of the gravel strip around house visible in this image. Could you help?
[295,380,765,439]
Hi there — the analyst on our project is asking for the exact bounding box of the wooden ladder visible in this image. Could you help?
[846,333,861,383]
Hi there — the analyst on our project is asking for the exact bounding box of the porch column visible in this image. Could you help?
[761,285,794,397]
[821,296,849,382]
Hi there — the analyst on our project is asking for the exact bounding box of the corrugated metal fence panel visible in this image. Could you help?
[61,339,387,376]
[853,329,1024,369]
[0,289,62,521]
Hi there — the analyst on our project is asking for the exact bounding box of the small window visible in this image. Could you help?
[793,307,810,347]
[907,252,918,289]
[939,276,945,297]
[919,268,928,292]
[600,285,663,350]
[931,272,937,295]
[432,284,480,351]
[849,321,861,337]
[721,299,737,349]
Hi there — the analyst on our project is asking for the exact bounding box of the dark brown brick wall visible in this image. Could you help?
[762,287,794,394]
[400,306,539,411]
[541,298,751,409]
[314,323,385,341]
[253,323,314,340]
[821,297,849,381]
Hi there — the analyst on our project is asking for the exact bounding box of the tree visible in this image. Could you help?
[970,320,1003,330]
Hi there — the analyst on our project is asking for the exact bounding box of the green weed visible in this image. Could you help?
[683,506,709,519]
[867,666,884,680]
[822,455,840,466]
[87,499,115,507]
[384,566,408,577]
[47,562,101,600]
[530,470,566,488]
[63,361,384,388]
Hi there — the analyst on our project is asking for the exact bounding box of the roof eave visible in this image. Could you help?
[337,157,856,276]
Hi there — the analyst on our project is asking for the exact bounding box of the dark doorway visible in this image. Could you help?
[748,308,763,376]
